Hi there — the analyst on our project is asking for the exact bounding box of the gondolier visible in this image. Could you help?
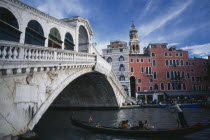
[171,104,189,128]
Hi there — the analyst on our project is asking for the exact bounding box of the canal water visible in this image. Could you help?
[33,108,210,140]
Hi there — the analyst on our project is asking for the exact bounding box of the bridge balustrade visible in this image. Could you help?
[0,41,96,62]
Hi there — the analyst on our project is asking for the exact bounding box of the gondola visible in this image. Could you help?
[71,118,210,137]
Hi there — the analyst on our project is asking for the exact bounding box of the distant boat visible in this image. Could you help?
[71,118,210,137]
[158,103,203,108]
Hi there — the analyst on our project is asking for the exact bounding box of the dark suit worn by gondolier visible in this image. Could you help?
[173,104,189,128]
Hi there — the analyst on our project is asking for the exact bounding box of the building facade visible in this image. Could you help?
[130,44,210,103]
[102,40,130,96]
[103,23,210,102]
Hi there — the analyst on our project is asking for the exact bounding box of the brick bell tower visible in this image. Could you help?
[129,22,140,54]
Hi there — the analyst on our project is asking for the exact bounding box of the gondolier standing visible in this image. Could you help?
[171,104,189,128]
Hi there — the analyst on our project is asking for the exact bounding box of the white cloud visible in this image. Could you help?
[168,43,180,46]
[181,43,210,57]
[140,25,199,51]
[145,0,153,12]
[138,0,192,37]
[37,0,89,19]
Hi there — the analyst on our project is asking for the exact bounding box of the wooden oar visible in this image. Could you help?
[167,107,180,128]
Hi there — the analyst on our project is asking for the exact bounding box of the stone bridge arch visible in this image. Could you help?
[0,1,127,138]
[27,67,123,131]
[0,42,126,137]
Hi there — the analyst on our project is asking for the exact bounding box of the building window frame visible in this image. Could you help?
[165,60,169,66]
[141,67,144,73]
[203,68,207,72]
[183,83,186,90]
[137,86,141,91]
[131,67,134,73]
[153,72,157,79]
[161,83,164,90]
[140,58,144,63]
[167,71,170,79]
[119,55,124,61]
[152,60,156,66]
[168,83,171,90]
[180,60,184,66]
[130,58,133,63]
[150,87,153,91]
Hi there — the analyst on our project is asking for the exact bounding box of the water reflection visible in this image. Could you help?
[34,108,210,140]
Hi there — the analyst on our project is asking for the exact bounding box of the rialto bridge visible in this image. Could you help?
[0,0,128,138]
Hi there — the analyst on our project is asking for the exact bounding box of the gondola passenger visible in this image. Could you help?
[122,121,130,129]
[138,121,144,129]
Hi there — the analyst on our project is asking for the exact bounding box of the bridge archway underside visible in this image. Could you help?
[53,72,118,107]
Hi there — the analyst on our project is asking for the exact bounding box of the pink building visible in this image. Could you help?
[129,44,210,103]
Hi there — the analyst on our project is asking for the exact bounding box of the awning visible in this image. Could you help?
[137,92,154,95]
[165,91,210,97]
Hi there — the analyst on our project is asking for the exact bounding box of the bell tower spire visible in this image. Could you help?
[129,22,140,54]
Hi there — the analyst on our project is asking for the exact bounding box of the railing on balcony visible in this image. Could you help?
[145,73,153,76]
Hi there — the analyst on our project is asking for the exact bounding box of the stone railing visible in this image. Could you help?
[110,70,127,98]
[0,41,96,75]
[0,41,96,62]
[94,54,112,76]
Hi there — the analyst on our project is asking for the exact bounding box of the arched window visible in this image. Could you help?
[119,64,125,71]
[154,83,158,90]
[119,55,124,61]
[25,20,45,46]
[79,26,89,53]
[119,75,125,81]
[161,83,164,90]
[0,7,21,42]
[64,32,74,50]
[107,57,112,63]
[130,76,136,97]
[48,27,62,49]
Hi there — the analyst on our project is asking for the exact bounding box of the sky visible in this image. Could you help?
[20,0,210,58]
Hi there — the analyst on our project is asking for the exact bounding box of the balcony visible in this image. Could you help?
[170,77,183,83]
[145,73,153,76]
